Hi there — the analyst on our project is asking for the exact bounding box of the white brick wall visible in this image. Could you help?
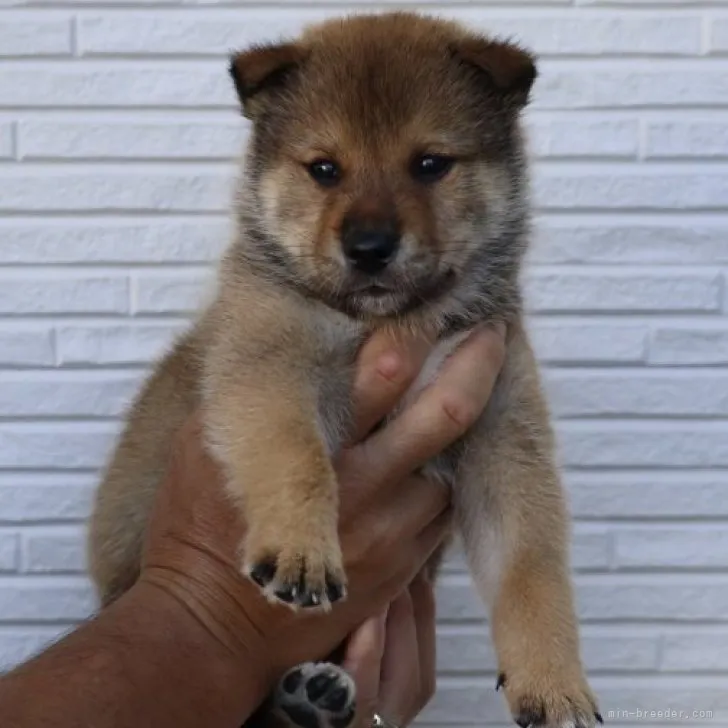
[0,2,726,726]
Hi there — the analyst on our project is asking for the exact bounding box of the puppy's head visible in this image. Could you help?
[230,12,536,320]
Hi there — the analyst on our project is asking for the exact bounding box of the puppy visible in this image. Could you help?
[88,12,600,728]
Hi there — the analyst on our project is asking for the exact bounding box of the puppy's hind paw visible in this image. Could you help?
[273,662,356,728]
[498,670,601,728]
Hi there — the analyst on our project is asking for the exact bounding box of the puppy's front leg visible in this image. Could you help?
[203,340,345,610]
[458,327,600,728]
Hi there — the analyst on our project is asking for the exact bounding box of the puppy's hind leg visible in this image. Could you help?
[456,330,600,728]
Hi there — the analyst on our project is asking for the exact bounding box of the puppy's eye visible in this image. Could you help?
[307,159,340,187]
[410,154,456,183]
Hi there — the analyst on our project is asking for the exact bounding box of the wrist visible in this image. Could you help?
[141,535,277,668]
[123,576,274,721]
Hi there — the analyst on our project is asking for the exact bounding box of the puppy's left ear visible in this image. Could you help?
[452,36,537,107]
[229,42,307,119]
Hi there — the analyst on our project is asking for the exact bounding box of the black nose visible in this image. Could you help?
[341,218,400,275]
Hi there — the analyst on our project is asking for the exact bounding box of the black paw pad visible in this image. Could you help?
[496,673,506,691]
[325,579,345,605]
[274,584,298,603]
[515,708,546,728]
[250,560,276,588]
[283,668,304,695]
[596,713,604,725]
[306,672,337,702]
[319,685,348,712]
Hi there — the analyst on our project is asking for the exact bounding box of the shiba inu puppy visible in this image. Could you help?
[88,12,601,728]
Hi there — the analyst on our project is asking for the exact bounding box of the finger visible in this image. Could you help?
[409,573,438,716]
[358,325,505,485]
[348,329,432,445]
[379,589,420,724]
[394,509,453,586]
[342,610,388,721]
[369,474,450,541]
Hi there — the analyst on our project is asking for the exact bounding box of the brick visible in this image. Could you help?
[0,475,96,523]
[0,220,227,264]
[482,16,701,56]
[133,271,210,315]
[529,322,647,365]
[0,17,72,56]
[0,371,141,418]
[80,13,700,57]
[528,118,639,159]
[711,19,728,54]
[530,220,728,264]
[57,323,184,366]
[650,325,728,365]
[614,527,728,570]
[0,326,55,367]
[578,576,728,622]
[526,270,721,314]
[568,472,728,519]
[19,119,245,160]
[22,526,86,573]
[546,370,728,418]
[662,632,728,671]
[0,577,95,621]
[0,67,235,108]
[436,576,487,622]
[645,121,728,159]
[535,169,728,211]
[534,69,728,109]
[0,169,233,213]
[0,423,118,469]
[557,422,728,468]
[0,274,128,315]
[570,529,612,571]
[79,11,329,55]
[0,533,18,573]
[435,625,657,674]
[0,627,69,671]
[0,122,12,159]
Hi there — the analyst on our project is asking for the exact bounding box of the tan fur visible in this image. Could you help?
[88,12,599,728]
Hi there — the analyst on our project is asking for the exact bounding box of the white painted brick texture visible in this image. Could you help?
[0,1,727,725]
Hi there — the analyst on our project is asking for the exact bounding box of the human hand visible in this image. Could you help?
[139,324,506,689]
[344,572,438,728]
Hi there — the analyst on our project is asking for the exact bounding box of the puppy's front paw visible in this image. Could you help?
[274,662,356,728]
[243,531,346,610]
[498,669,601,728]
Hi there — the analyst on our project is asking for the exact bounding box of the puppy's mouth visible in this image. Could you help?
[340,269,458,318]
[356,284,393,298]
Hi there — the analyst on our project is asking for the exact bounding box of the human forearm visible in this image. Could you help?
[0,581,270,728]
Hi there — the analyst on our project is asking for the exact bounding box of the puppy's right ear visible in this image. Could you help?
[229,42,306,118]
